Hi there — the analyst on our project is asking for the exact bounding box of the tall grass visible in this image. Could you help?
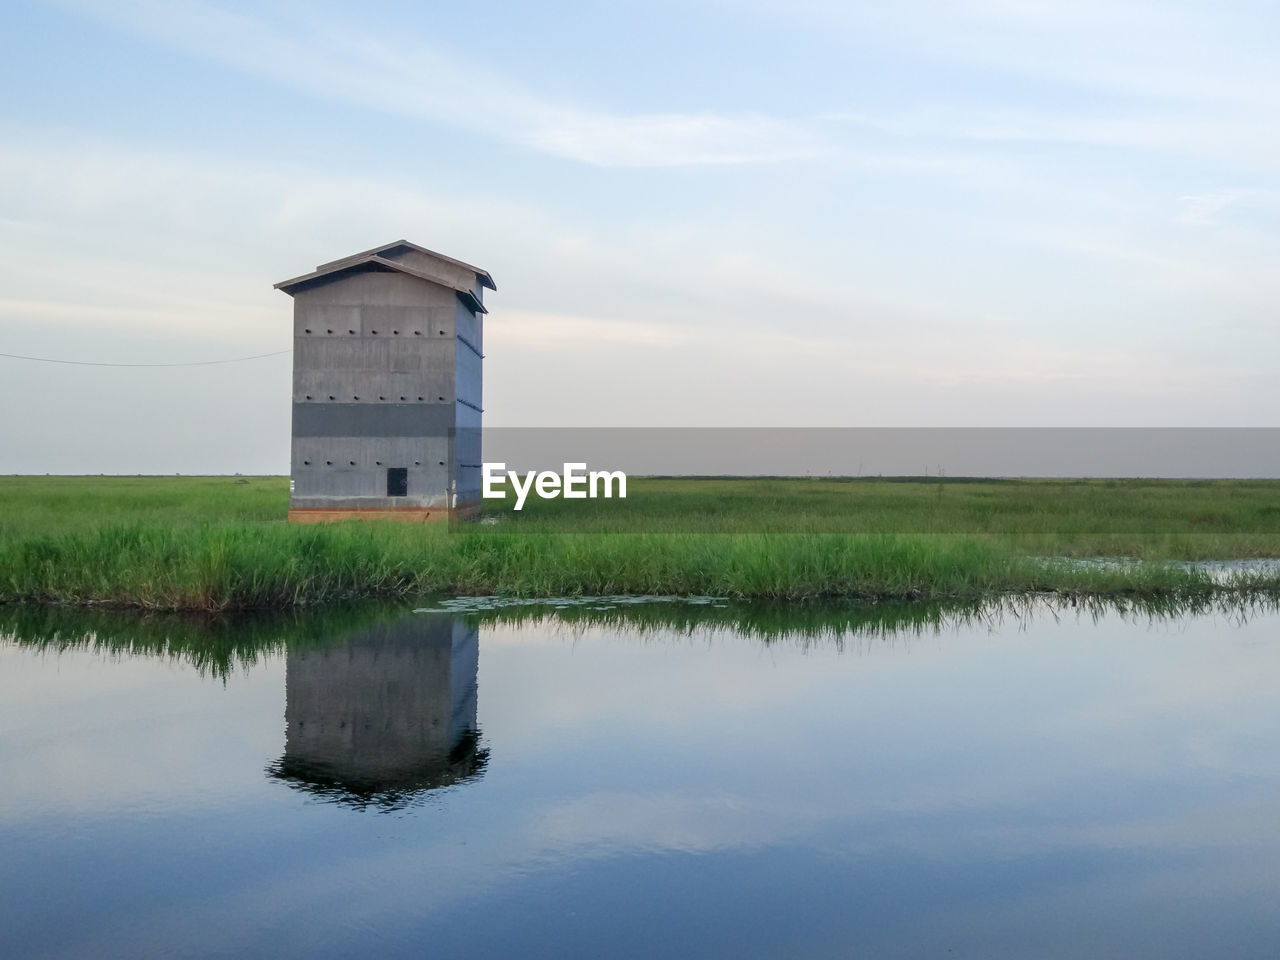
[4,523,1275,611]
[1,476,1278,610]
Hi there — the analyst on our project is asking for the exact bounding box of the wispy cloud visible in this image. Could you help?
[60,0,817,167]
[738,0,1280,174]
[1174,189,1280,225]
[745,0,1280,105]
[4,127,1276,428]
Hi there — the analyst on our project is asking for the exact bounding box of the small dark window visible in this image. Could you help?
[413,330,421,336]
[326,329,333,334]
[371,330,378,335]
[438,330,445,335]
[353,395,359,400]
[417,396,424,402]
[328,395,335,400]
[393,330,400,335]
[303,460,311,465]
[437,395,445,401]
[349,460,356,466]
[304,328,311,334]
[305,395,312,400]
[325,460,333,466]
[375,460,382,466]
[349,329,355,335]
[413,460,421,466]
[387,467,408,497]
[378,395,385,401]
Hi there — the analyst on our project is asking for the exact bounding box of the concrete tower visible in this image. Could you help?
[275,240,495,522]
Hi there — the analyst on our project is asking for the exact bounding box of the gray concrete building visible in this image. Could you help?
[275,240,495,521]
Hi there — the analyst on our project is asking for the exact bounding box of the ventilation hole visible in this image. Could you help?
[326,329,333,334]
[437,396,445,402]
[417,396,424,402]
[371,330,378,335]
[438,460,445,466]
[393,330,400,335]
[438,330,445,335]
[375,460,382,466]
[353,396,359,400]
[304,328,311,334]
[378,395,385,401]
[349,329,355,335]
[399,396,406,401]
[414,460,421,466]
[303,460,311,465]
[325,460,332,466]
[349,460,356,466]
[328,395,335,401]
[413,330,421,336]
[304,395,312,400]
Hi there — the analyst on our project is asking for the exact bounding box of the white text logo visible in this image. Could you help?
[481,462,627,510]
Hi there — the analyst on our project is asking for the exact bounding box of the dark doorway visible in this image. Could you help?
[387,467,408,497]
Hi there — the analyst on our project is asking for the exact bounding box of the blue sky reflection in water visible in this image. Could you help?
[2,602,1279,958]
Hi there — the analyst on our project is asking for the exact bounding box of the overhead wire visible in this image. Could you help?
[0,350,291,368]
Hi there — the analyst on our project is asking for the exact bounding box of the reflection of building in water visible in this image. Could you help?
[268,615,486,808]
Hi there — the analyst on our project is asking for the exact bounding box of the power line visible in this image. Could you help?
[0,349,291,368]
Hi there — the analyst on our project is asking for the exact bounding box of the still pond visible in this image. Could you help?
[2,597,1278,959]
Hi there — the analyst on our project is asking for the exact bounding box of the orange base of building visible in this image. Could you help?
[287,504,480,524]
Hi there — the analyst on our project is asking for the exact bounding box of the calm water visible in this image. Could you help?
[2,598,1279,959]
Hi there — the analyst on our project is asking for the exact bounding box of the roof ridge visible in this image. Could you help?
[274,253,488,313]
[314,239,495,290]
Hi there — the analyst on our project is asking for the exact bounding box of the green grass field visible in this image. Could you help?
[1,475,1278,610]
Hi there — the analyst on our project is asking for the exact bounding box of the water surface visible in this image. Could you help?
[2,598,1278,959]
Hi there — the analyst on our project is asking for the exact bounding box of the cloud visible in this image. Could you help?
[2,109,1278,467]
[498,310,693,349]
[60,0,818,168]
[738,1,1280,176]
[1175,188,1280,226]
[1176,192,1246,225]
[749,0,1280,105]
[525,111,812,167]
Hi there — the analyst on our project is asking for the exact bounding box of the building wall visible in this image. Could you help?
[455,297,485,502]
[290,270,470,509]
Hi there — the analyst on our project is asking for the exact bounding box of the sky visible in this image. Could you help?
[1,0,1278,473]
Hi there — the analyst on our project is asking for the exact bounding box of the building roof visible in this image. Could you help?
[274,240,496,308]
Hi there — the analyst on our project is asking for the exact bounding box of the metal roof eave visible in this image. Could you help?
[455,290,488,315]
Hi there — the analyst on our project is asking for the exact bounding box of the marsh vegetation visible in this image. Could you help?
[1,475,1278,610]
